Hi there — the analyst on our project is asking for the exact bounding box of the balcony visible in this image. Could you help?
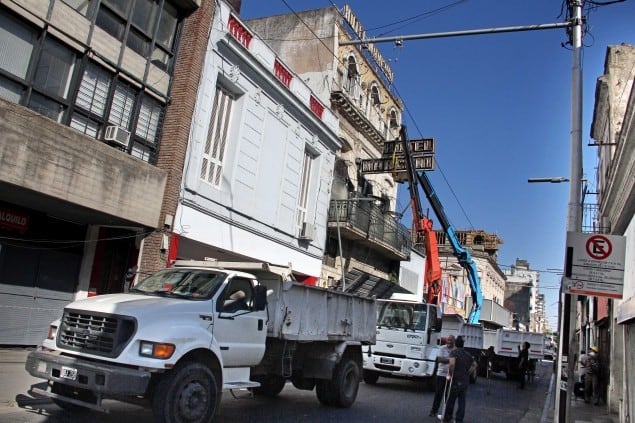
[331,77,387,147]
[327,199,411,261]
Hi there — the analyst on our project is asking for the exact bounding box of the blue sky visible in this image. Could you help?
[241,0,635,329]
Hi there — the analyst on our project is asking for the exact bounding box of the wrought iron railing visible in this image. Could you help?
[328,199,412,256]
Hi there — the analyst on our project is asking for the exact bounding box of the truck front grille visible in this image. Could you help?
[57,309,136,358]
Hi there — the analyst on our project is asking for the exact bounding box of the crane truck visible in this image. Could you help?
[25,260,376,422]
[362,127,543,385]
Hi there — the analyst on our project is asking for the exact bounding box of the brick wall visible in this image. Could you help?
[139,0,215,274]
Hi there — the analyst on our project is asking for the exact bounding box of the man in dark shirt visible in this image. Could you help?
[518,342,530,389]
[442,336,477,423]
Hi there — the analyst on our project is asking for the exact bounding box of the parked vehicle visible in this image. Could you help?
[363,294,545,384]
[25,260,376,422]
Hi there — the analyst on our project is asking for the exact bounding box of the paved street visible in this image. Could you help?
[1,348,553,423]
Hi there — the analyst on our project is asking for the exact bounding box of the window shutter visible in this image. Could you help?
[108,82,135,128]
[76,63,110,116]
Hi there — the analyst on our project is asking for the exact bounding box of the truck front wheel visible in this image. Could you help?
[152,361,220,423]
[315,357,360,408]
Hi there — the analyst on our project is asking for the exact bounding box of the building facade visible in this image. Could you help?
[165,0,341,278]
[0,0,200,344]
[247,5,411,291]
[589,43,635,420]
[503,259,541,332]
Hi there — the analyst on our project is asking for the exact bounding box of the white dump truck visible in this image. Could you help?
[362,294,545,384]
[25,260,376,422]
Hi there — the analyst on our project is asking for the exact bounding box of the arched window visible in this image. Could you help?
[370,84,380,106]
[389,109,399,128]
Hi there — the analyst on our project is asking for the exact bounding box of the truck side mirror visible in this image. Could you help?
[253,285,267,311]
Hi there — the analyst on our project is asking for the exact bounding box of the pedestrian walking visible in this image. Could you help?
[441,336,477,423]
[429,335,456,417]
[517,341,530,389]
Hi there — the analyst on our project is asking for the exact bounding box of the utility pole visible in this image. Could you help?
[554,1,584,422]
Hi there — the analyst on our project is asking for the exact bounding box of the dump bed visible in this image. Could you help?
[440,314,484,350]
[234,265,377,344]
[496,329,545,359]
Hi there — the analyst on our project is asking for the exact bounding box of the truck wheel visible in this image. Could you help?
[253,375,286,397]
[51,382,95,412]
[316,357,360,408]
[362,370,380,385]
[152,361,220,423]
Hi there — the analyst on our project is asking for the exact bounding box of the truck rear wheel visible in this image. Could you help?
[362,370,380,384]
[315,357,360,408]
[152,361,220,423]
[252,375,286,397]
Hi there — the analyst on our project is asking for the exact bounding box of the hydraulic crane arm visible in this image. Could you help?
[400,126,483,324]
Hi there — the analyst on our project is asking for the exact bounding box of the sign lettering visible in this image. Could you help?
[360,156,434,174]
[383,139,435,156]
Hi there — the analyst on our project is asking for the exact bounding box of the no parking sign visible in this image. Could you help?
[563,231,626,298]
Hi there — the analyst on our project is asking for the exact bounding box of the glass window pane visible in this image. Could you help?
[101,0,130,17]
[28,92,65,122]
[76,63,111,116]
[34,38,76,99]
[0,11,37,79]
[0,77,23,103]
[135,95,162,143]
[70,112,99,137]
[131,0,158,35]
[126,29,150,57]
[108,82,136,128]
[151,47,170,70]
[96,7,125,41]
[156,2,177,49]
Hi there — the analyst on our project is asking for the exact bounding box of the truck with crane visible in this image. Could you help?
[362,127,544,385]
[25,260,376,423]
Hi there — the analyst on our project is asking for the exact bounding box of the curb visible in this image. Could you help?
[540,372,555,423]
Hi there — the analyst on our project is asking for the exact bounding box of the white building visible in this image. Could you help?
[171,1,341,279]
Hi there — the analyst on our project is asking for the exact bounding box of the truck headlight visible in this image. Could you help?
[46,324,58,340]
[139,341,175,359]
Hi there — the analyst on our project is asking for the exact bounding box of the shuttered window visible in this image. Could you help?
[108,82,136,129]
[201,85,234,188]
[75,63,111,117]
[296,149,314,227]
[135,95,161,143]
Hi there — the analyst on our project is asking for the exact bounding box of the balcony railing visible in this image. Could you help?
[328,199,412,260]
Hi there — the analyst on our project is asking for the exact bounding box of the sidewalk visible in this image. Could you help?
[541,370,620,423]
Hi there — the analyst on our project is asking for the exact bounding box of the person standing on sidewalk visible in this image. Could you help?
[442,336,477,423]
[429,335,456,417]
[585,346,601,405]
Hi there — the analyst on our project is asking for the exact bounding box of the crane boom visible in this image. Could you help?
[400,127,483,324]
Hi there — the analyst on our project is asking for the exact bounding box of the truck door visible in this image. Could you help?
[213,277,267,367]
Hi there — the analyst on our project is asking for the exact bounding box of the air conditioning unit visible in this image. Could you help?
[104,125,131,147]
[299,222,315,241]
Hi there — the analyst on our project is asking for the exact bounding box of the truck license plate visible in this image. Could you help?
[380,357,394,365]
[60,366,78,381]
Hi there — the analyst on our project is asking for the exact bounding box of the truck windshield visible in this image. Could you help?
[377,302,428,331]
[130,269,227,300]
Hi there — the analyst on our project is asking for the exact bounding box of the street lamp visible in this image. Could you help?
[528,177,570,183]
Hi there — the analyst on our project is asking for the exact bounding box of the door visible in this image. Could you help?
[212,277,267,367]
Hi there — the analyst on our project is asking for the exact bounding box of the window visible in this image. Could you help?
[75,63,111,116]
[96,0,180,71]
[370,84,380,106]
[201,85,234,187]
[0,12,37,80]
[296,149,314,228]
[389,109,399,128]
[109,81,137,128]
[62,0,92,16]
[136,95,162,143]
